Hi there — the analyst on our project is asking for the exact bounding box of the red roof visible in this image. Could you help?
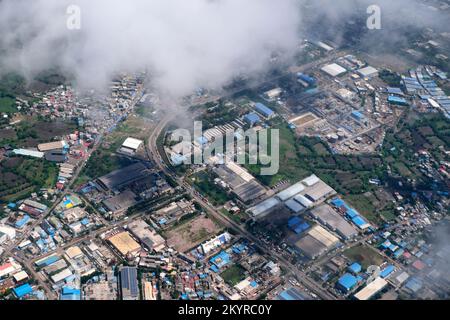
[412,260,426,271]
[0,263,13,272]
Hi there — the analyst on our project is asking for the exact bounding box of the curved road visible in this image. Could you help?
[147,112,338,300]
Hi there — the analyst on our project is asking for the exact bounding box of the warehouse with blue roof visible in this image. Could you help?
[348,262,362,274]
[254,103,275,119]
[60,287,81,300]
[209,251,231,271]
[244,113,261,126]
[13,283,33,298]
[15,215,30,229]
[380,265,395,278]
[287,216,310,234]
[276,287,308,300]
[336,273,359,293]
[388,95,409,106]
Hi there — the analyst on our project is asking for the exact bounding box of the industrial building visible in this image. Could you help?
[214,163,266,204]
[119,266,139,300]
[127,220,166,252]
[294,194,313,208]
[199,232,232,255]
[356,66,378,78]
[276,287,309,300]
[388,95,409,106]
[276,182,305,201]
[254,102,275,119]
[121,137,143,153]
[248,197,281,219]
[264,88,283,100]
[107,231,141,258]
[37,140,67,152]
[337,273,360,293]
[244,113,261,126]
[354,277,388,300]
[96,162,151,191]
[309,205,358,240]
[284,199,305,213]
[102,190,137,216]
[303,180,336,203]
[293,225,340,259]
[12,149,44,159]
[0,225,16,244]
[321,63,347,77]
[287,216,310,234]
[13,283,33,298]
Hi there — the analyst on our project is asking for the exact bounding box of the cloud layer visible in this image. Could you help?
[0,0,301,96]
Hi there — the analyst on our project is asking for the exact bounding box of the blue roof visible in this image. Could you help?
[294,222,310,234]
[13,283,33,298]
[255,103,274,117]
[388,95,409,105]
[81,218,90,225]
[250,281,258,288]
[7,202,16,209]
[288,216,302,227]
[15,215,30,228]
[210,265,219,273]
[387,87,403,95]
[244,112,261,125]
[380,265,395,278]
[337,273,358,291]
[352,216,367,227]
[209,251,230,269]
[393,248,405,258]
[405,278,423,293]
[277,288,307,300]
[348,262,362,274]
[62,287,80,295]
[298,73,316,85]
[61,287,81,300]
[351,111,365,120]
[330,198,345,207]
[346,209,359,218]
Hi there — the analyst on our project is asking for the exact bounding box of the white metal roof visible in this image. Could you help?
[354,277,388,300]
[122,137,143,150]
[321,63,347,77]
[357,66,378,77]
[13,149,44,158]
[249,197,280,217]
[302,174,320,187]
[276,182,305,201]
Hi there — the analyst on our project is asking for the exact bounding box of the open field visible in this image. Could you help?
[165,215,221,252]
[0,157,58,202]
[220,264,247,286]
[343,245,385,270]
[0,117,78,147]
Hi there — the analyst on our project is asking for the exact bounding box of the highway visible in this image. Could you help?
[146,110,339,300]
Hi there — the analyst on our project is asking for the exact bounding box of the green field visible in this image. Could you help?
[220,264,247,286]
[0,97,16,113]
[191,171,229,206]
[343,245,385,270]
[0,157,58,202]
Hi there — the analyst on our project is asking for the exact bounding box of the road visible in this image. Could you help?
[146,67,342,300]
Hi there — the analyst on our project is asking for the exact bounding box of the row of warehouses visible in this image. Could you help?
[248,174,336,219]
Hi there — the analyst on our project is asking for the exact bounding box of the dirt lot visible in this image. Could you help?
[165,215,221,253]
